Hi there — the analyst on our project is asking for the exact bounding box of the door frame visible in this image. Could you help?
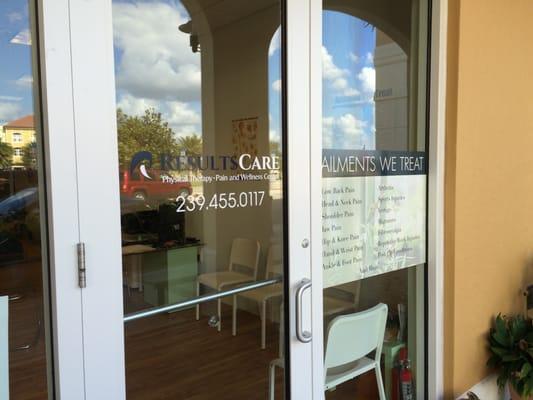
[39,0,126,398]
[427,0,447,397]
[38,0,86,398]
[308,0,448,398]
[36,0,447,398]
[286,0,317,398]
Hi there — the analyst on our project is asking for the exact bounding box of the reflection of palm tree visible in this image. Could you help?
[178,135,202,180]
[178,135,202,157]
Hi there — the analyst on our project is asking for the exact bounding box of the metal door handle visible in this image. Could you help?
[295,278,312,343]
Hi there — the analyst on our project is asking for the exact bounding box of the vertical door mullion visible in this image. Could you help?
[309,0,325,397]
[68,0,126,398]
[286,0,315,398]
[39,0,85,398]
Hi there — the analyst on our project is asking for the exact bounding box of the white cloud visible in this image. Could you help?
[112,2,201,102]
[0,96,22,102]
[322,113,367,149]
[269,129,280,142]
[0,102,22,123]
[349,52,360,63]
[322,47,345,81]
[358,67,375,94]
[165,101,201,136]
[14,75,33,88]
[10,29,31,46]
[269,28,281,57]
[117,94,158,116]
[322,46,359,97]
[365,52,374,64]
[342,87,359,97]
[7,12,23,23]
[337,113,366,138]
[272,79,282,92]
[117,94,201,138]
[322,117,334,148]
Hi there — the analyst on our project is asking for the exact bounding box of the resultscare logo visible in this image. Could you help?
[129,151,280,175]
[129,151,153,180]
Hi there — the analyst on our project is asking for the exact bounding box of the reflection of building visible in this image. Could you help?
[374,30,408,150]
[2,115,35,169]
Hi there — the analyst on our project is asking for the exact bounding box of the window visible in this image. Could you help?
[12,132,22,143]
[14,148,23,157]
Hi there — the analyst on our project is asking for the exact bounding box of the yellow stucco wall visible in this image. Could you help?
[445,0,533,397]
[2,127,35,166]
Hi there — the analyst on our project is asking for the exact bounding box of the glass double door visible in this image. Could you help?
[61,0,317,398]
[44,0,430,398]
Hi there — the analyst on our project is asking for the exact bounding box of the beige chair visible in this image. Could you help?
[323,281,361,318]
[232,243,283,348]
[196,238,261,332]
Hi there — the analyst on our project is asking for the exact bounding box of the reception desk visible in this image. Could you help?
[122,243,203,307]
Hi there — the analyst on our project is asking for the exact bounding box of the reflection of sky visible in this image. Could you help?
[112,0,202,138]
[267,11,377,150]
[0,1,33,125]
[0,1,378,150]
[322,11,376,150]
[268,29,282,145]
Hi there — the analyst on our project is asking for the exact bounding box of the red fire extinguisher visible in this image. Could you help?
[393,347,415,400]
[399,350,414,400]
[391,351,402,400]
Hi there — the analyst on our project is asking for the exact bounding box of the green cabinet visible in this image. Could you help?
[142,245,200,307]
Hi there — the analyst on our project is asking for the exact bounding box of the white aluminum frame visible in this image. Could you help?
[286,0,316,398]
[67,0,127,397]
[39,1,85,398]
[36,0,446,398]
[309,0,326,397]
[39,0,126,398]
[428,0,447,398]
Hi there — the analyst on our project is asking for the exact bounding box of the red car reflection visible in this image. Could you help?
[119,169,192,201]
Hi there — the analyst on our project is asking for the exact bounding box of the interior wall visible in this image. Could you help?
[209,6,279,273]
[445,0,533,396]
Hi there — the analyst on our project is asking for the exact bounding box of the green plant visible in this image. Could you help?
[488,314,533,396]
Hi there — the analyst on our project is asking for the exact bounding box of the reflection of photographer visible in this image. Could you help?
[0,185,41,264]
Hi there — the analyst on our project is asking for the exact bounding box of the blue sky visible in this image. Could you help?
[0,1,34,125]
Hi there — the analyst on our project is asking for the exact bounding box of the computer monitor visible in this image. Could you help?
[157,201,185,245]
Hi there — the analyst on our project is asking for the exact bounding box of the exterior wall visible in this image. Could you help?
[445,0,533,397]
[2,126,36,167]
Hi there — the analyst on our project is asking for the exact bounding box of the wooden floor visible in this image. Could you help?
[1,260,49,400]
[125,293,380,400]
[4,274,381,400]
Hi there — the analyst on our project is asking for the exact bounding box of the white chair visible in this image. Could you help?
[196,238,260,332]
[232,244,283,348]
[269,303,388,400]
[1,296,9,400]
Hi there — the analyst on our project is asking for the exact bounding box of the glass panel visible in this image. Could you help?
[321,1,428,399]
[0,1,51,399]
[112,1,286,398]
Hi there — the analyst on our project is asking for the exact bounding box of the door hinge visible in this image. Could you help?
[77,242,86,288]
